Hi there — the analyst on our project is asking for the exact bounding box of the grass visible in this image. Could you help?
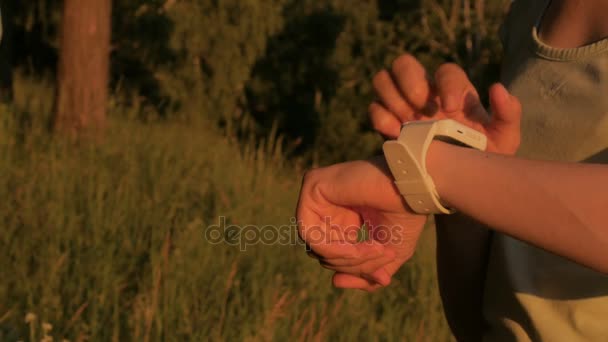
[0,77,452,341]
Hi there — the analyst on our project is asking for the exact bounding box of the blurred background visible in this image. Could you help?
[0,0,509,341]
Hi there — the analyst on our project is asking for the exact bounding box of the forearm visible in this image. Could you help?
[427,141,608,273]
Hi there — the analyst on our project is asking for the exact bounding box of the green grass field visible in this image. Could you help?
[0,77,452,341]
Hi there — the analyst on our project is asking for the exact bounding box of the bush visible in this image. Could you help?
[5,0,509,164]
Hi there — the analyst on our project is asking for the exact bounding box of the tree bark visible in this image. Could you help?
[55,0,112,138]
[0,0,14,102]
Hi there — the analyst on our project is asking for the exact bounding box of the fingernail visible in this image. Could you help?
[411,85,427,108]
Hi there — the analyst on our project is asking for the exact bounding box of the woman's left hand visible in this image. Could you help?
[296,157,427,292]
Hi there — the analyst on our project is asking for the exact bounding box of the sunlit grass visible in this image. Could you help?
[0,101,451,341]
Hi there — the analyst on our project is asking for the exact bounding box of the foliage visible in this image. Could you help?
[5,0,510,164]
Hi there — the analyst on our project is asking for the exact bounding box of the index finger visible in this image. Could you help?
[391,54,433,110]
[372,70,415,122]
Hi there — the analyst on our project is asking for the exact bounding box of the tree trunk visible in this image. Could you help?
[0,0,14,102]
[55,0,111,138]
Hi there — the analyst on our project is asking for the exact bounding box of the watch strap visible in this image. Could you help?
[383,119,487,214]
[384,122,452,214]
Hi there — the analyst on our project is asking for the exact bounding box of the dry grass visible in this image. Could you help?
[0,94,452,341]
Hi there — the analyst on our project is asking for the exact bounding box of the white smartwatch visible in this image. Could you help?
[383,119,487,214]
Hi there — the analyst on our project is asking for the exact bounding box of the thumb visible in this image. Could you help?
[489,83,522,128]
[487,83,522,154]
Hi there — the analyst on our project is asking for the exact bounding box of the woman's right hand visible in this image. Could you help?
[370,54,522,155]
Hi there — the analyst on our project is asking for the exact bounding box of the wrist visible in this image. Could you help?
[426,140,453,206]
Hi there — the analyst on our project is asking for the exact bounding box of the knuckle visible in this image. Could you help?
[391,102,410,118]
[396,101,412,113]
[359,266,374,276]
[301,167,329,202]
[301,169,324,195]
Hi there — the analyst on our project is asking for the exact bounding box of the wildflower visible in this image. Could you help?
[24,312,36,324]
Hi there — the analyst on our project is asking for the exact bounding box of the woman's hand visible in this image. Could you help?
[296,157,427,292]
[296,55,524,292]
[370,54,522,155]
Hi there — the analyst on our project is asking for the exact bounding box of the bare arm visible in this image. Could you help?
[367,56,518,332]
[428,141,608,273]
